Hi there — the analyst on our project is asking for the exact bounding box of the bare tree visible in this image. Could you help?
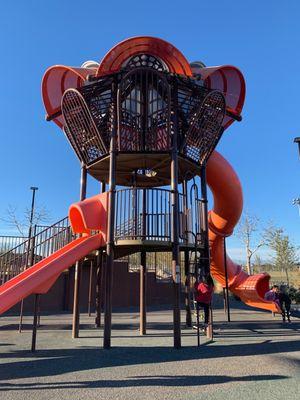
[236,213,265,275]
[1,205,51,237]
[264,226,298,286]
[253,254,263,273]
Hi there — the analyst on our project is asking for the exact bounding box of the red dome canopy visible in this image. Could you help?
[96,36,192,77]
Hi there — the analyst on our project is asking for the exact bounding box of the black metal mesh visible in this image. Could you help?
[124,54,167,72]
[61,87,110,165]
[60,68,225,169]
[181,90,225,164]
[80,80,113,150]
[118,68,171,151]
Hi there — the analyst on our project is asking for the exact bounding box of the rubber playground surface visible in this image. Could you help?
[0,306,299,400]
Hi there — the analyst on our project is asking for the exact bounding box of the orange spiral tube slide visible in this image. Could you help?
[206,151,281,313]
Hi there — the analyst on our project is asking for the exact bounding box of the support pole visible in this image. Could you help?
[196,303,200,347]
[223,237,231,322]
[140,251,147,335]
[95,181,106,328]
[87,260,93,317]
[200,167,210,278]
[139,186,147,335]
[95,251,103,327]
[72,162,87,339]
[31,294,39,352]
[200,166,214,340]
[19,188,38,333]
[183,179,192,327]
[103,80,117,349]
[171,80,181,349]
[206,305,214,341]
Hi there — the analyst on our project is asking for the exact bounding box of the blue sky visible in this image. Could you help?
[0,0,299,262]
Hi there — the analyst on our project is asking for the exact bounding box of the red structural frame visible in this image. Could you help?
[96,36,192,76]
[41,36,246,130]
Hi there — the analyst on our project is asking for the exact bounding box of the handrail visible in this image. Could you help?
[0,216,72,284]
[115,187,204,245]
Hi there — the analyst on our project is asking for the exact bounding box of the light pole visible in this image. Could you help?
[292,198,300,216]
[28,187,38,238]
[293,138,300,216]
[293,137,300,157]
[19,186,38,333]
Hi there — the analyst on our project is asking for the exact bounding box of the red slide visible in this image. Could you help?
[0,193,108,315]
[206,151,281,313]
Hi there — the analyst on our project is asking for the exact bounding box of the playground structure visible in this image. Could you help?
[0,37,281,350]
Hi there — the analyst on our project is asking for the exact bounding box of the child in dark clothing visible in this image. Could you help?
[194,275,214,326]
[279,288,292,323]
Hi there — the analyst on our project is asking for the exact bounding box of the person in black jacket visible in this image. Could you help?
[279,286,292,323]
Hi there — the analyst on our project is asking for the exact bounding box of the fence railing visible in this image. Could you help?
[0,217,72,285]
[0,188,205,285]
[0,235,26,255]
[115,187,203,245]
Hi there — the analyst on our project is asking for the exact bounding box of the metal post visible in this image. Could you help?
[103,80,117,349]
[139,186,147,335]
[140,251,147,335]
[196,303,200,347]
[200,166,214,339]
[72,162,87,339]
[223,237,231,322]
[87,260,93,317]
[19,187,38,333]
[206,305,214,341]
[200,167,210,278]
[95,181,106,328]
[171,80,181,349]
[223,287,227,314]
[183,179,192,327]
[31,294,39,352]
[95,251,103,327]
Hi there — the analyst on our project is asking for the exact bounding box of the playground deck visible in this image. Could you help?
[0,306,299,400]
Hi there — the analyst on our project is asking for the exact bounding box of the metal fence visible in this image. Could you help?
[0,217,72,285]
[115,187,203,245]
[0,235,26,255]
[125,251,186,282]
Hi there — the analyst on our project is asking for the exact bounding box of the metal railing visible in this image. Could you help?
[60,64,225,169]
[115,187,203,245]
[0,217,72,285]
[125,251,186,282]
[0,235,26,255]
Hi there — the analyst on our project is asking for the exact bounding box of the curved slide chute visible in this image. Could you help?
[206,151,281,313]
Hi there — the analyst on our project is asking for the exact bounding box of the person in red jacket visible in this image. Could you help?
[194,275,215,326]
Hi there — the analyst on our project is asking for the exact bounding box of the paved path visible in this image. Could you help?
[0,307,299,400]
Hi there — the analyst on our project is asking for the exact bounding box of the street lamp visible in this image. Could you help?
[28,187,38,238]
[19,186,38,334]
[292,198,300,216]
[294,137,300,158]
[293,138,300,215]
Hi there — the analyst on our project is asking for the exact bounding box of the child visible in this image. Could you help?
[264,285,279,301]
[264,285,281,310]
[194,275,214,328]
[279,287,292,323]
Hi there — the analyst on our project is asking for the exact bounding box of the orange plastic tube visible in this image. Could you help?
[206,151,281,313]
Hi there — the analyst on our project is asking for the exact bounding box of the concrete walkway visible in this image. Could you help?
[0,307,299,400]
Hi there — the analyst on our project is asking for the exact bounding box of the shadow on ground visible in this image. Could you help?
[0,339,299,383]
[0,374,288,391]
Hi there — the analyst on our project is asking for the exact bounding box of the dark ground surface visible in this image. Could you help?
[0,304,299,400]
